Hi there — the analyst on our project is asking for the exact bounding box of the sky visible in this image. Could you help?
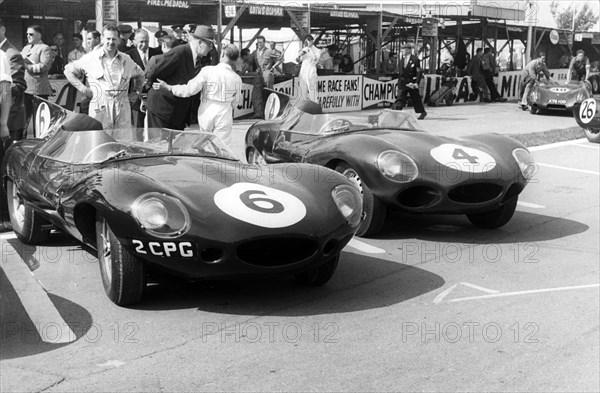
[533,0,600,30]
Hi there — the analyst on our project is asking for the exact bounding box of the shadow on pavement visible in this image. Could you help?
[373,210,589,244]
[137,251,444,315]
[0,268,93,360]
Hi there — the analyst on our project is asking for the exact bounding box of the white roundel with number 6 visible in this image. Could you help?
[214,183,307,228]
[430,144,497,173]
[579,98,597,125]
[35,102,51,138]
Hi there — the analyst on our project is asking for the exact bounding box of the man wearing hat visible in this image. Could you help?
[171,24,187,47]
[395,43,427,120]
[381,51,399,75]
[117,24,133,52]
[154,30,169,54]
[145,25,216,130]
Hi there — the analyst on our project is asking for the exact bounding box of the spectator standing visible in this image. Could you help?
[48,44,64,76]
[382,51,399,74]
[21,25,52,122]
[117,24,133,52]
[154,30,169,54]
[482,48,505,102]
[171,25,187,47]
[519,52,552,110]
[319,44,337,70]
[127,29,160,128]
[339,53,354,73]
[269,41,283,75]
[68,33,86,63]
[154,44,242,148]
[239,48,263,119]
[144,35,175,83]
[466,48,490,102]
[0,19,26,141]
[52,32,66,60]
[567,50,590,83]
[0,49,12,231]
[253,36,272,88]
[86,30,102,52]
[296,35,320,102]
[395,43,427,120]
[145,25,215,130]
[64,24,144,130]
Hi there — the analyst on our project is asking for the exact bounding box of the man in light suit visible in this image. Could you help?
[145,25,215,130]
[21,25,52,120]
[395,43,427,120]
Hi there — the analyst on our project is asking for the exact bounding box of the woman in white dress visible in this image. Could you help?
[296,35,320,102]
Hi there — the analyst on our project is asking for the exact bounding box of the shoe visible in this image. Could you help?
[519,104,529,111]
[418,111,427,120]
[0,220,12,233]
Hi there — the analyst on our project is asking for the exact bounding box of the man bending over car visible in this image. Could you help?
[519,52,552,110]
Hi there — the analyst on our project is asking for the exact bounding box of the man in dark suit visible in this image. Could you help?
[395,43,427,120]
[117,24,133,53]
[126,29,160,129]
[145,25,215,130]
[0,19,27,231]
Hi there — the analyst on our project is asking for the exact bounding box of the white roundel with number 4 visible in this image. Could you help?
[579,98,597,125]
[214,183,307,228]
[430,144,497,173]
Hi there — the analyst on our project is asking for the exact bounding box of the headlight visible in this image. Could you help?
[512,148,536,180]
[376,150,418,183]
[132,193,191,238]
[332,185,362,228]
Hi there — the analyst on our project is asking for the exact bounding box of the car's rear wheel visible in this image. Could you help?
[584,128,600,143]
[96,212,146,306]
[466,196,518,229]
[335,162,386,237]
[246,147,267,165]
[295,253,340,286]
[6,180,50,244]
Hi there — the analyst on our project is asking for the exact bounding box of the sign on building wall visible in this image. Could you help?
[146,0,190,8]
[96,0,118,31]
[316,75,362,112]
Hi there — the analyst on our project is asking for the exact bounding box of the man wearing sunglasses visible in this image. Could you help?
[21,25,52,120]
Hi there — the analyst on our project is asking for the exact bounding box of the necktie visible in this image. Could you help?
[195,55,202,73]
[142,52,147,66]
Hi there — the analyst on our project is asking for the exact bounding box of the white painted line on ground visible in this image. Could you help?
[448,283,600,303]
[570,143,600,150]
[0,232,16,240]
[537,163,600,176]
[517,201,545,209]
[1,258,76,344]
[346,238,386,254]
[529,139,588,151]
[461,282,500,294]
[433,284,457,304]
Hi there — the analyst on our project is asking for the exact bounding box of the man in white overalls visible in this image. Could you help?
[64,24,144,130]
[153,44,242,148]
[296,35,321,103]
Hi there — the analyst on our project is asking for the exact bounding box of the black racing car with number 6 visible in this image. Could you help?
[1,97,363,306]
[246,93,536,237]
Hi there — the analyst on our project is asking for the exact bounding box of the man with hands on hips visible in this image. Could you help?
[153,44,242,148]
[64,24,144,130]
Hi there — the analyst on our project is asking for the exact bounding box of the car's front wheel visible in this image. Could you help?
[6,179,50,244]
[584,128,600,143]
[295,253,340,286]
[335,162,386,237]
[96,212,146,306]
[466,196,518,229]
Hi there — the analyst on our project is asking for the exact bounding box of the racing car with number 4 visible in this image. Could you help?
[246,95,536,237]
[1,97,363,306]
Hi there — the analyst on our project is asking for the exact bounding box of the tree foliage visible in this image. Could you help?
[550,1,599,31]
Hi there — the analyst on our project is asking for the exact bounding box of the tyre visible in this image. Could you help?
[466,196,518,229]
[530,105,538,114]
[584,128,600,143]
[96,212,146,306]
[6,180,51,244]
[295,253,340,286]
[335,162,386,237]
[246,147,267,165]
